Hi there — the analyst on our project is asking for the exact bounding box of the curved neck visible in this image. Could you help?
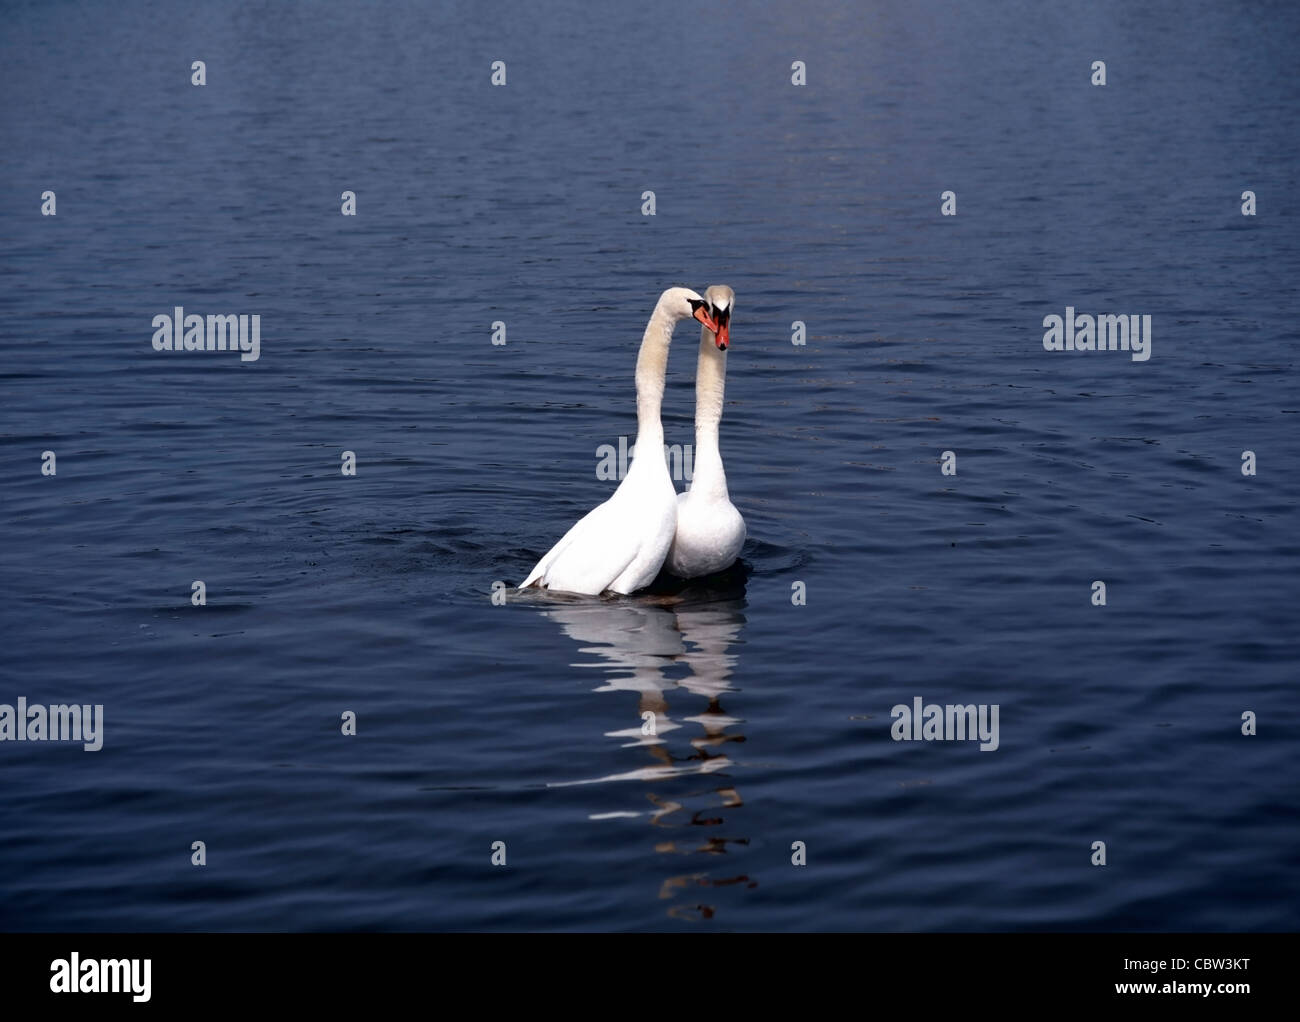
[690,327,729,498]
[632,297,678,464]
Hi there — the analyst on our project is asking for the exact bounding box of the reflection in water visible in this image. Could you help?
[539,572,753,921]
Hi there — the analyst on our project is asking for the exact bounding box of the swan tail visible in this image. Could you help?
[518,501,605,590]
[518,568,543,590]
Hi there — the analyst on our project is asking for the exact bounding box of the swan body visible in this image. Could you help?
[521,287,716,596]
[667,285,746,578]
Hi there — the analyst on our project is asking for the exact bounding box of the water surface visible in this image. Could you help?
[1,0,1297,930]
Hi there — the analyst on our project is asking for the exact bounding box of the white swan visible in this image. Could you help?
[520,287,719,596]
[667,285,746,578]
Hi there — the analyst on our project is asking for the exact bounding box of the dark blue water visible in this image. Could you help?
[2,0,1297,931]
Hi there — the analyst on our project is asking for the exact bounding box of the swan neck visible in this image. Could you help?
[690,329,729,497]
[694,331,727,433]
[633,299,675,460]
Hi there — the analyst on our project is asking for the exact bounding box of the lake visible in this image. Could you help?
[1,0,1297,931]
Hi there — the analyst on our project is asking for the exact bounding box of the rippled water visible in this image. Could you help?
[2,0,1298,931]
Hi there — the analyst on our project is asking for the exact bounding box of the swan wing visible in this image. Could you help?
[519,502,600,589]
[520,497,639,595]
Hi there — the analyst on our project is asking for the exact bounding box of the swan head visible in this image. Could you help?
[704,284,734,350]
[665,287,721,333]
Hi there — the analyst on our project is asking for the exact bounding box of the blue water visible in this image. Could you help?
[2,0,1298,931]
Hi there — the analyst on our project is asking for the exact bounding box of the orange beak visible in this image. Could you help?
[715,321,729,351]
[693,305,720,332]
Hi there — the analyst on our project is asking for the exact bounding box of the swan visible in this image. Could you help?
[666,285,746,578]
[520,287,719,595]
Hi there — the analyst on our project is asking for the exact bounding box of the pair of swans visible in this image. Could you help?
[520,286,746,596]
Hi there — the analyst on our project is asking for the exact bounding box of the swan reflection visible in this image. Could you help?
[539,572,752,920]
